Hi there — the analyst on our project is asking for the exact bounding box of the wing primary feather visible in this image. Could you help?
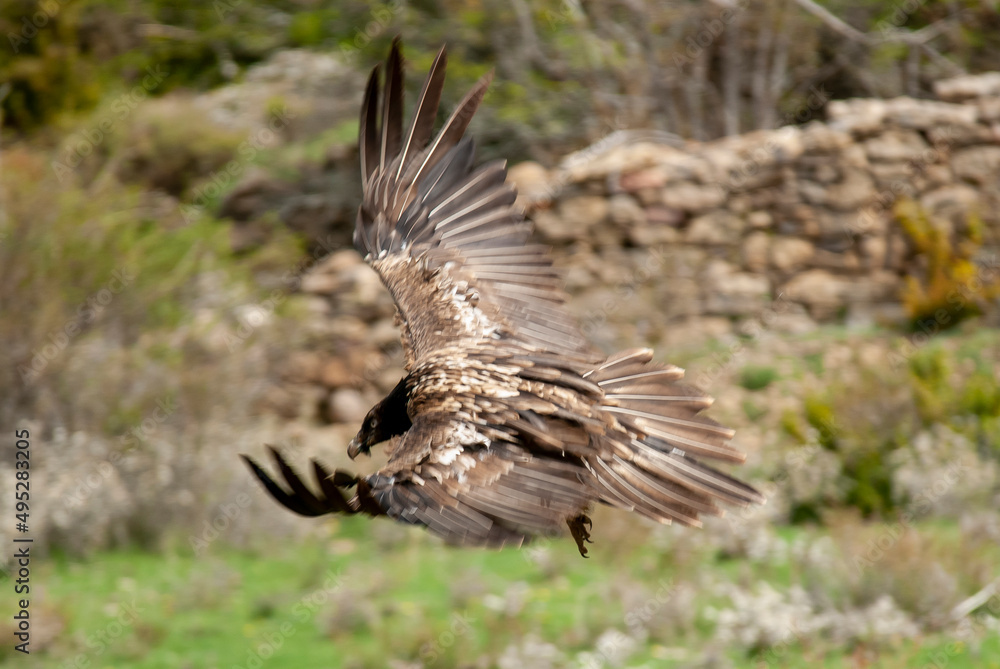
[611,454,718,515]
[597,458,702,526]
[633,423,746,462]
[606,393,712,404]
[240,455,308,516]
[434,187,515,234]
[410,72,494,189]
[412,137,477,210]
[436,209,513,242]
[588,349,653,374]
[429,162,505,219]
[605,406,736,438]
[380,37,404,175]
[270,448,330,514]
[241,452,325,517]
[359,65,381,187]
[395,46,447,184]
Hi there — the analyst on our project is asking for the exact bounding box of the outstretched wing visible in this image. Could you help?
[354,40,598,370]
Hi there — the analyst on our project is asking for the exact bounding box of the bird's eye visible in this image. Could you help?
[369,417,378,428]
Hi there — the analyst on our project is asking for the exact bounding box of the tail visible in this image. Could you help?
[584,349,765,526]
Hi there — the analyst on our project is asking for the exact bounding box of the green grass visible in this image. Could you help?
[16,519,999,668]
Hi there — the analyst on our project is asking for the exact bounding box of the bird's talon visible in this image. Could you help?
[567,514,594,558]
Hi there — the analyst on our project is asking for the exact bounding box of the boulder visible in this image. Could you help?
[801,122,852,153]
[369,318,401,347]
[810,249,861,272]
[860,236,887,269]
[509,161,554,208]
[827,98,887,135]
[326,388,369,424]
[767,302,820,335]
[628,222,680,247]
[868,161,914,187]
[533,209,579,242]
[826,170,877,211]
[559,195,610,230]
[770,238,815,272]
[863,130,929,162]
[742,232,771,273]
[928,121,997,147]
[978,97,1000,122]
[952,146,1000,185]
[685,211,744,245]
[882,97,977,129]
[619,167,669,192]
[319,358,354,388]
[607,194,645,227]
[920,184,981,223]
[934,72,1000,102]
[299,269,339,294]
[282,351,324,384]
[644,205,685,227]
[658,316,733,350]
[816,210,871,243]
[702,260,771,316]
[781,269,848,319]
[661,182,726,213]
[780,269,894,320]
[746,211,773,229]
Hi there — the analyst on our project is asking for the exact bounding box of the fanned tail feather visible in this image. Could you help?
[587,349,764,525]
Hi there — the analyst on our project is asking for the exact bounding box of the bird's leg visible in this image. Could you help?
[566,514,593,558]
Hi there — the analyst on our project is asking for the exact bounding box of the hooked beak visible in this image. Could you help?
[347,438,366,460]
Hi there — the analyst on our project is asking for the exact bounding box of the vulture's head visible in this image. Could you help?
[347,377,412,459]
[348,407,384,459]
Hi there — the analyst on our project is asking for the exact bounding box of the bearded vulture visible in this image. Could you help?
[242,39,764,556]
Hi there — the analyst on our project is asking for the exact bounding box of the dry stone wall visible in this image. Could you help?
[507,72,1000,349]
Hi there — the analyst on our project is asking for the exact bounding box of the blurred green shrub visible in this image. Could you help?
[0,144,302,434]
[109,99,246,196]
[896,199,1000,332]
[778,338,1000,523]
[908,345,1000,456]
[0,0,291,130]
[0,0,102,128]
[739,364,779,391]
